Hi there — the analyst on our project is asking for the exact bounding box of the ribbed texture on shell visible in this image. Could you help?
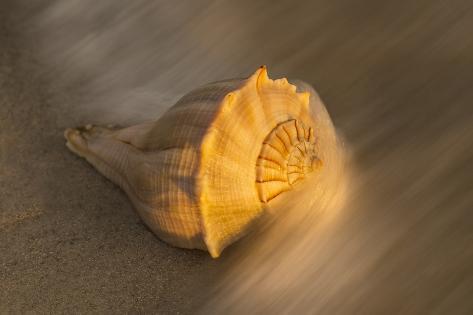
[128,79,245,251]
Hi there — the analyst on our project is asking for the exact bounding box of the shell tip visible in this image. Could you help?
[225,92,235,104]
[257,65,269,83]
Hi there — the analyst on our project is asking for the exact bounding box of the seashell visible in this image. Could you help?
[64,66,336,258]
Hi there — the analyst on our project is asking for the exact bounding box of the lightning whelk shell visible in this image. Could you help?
[64,66,337,258]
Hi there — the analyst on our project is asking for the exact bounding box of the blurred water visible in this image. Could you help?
[13,0,473,313]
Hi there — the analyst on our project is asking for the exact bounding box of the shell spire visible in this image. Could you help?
[256,119,322,203]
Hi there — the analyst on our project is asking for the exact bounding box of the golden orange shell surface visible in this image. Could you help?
[64,67,336,258]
